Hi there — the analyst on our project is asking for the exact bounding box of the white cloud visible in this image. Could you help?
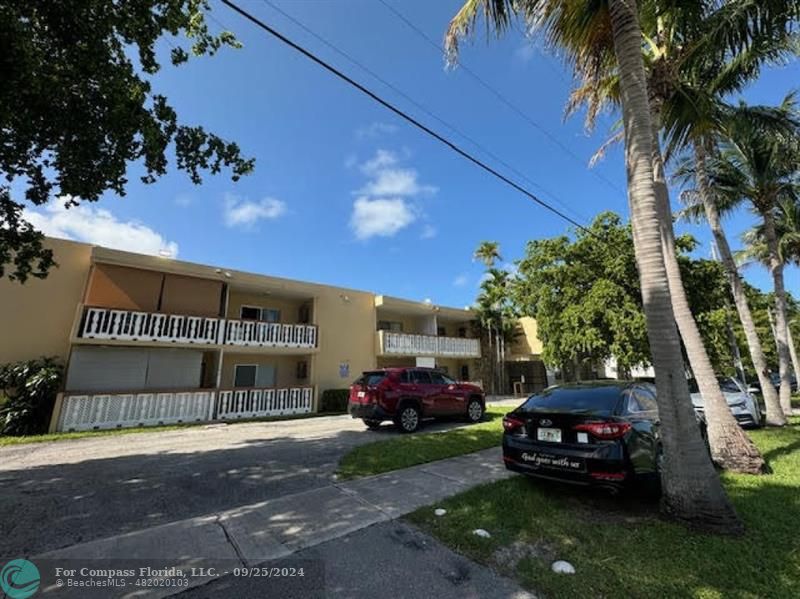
[175,194,193,207]
[356,122,398,139]
[360,149,399,175]
[453,274,468,287]
[359,168,437,197]
[348,149,436,240]
[223,194,287,228]
[24,200,179,257]
[350,197,416,240]
[421,224,437,239]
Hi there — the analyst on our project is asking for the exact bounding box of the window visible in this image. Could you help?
[628,386,658,413]
[437,326,446,337]
[431,372,456,385]
[412,370,432,385]
[377,320,403,332]
[240,306,280,322]
[234,364,257,388]
[240,306,260,321]
[296,361,308,380]
[400,370,411,383]
[458,327,467,338]
[298,304,311,324]
[520,386,624,415]
[460,365,470,381]
[233,364,276,388]
[356,372,388,386]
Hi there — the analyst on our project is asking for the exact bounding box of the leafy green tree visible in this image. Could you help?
[0,357,63,435]
[513,212,648,377]
[1,0,254,282]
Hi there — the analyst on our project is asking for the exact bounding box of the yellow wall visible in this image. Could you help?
[509,316,544,358]
[220,353,308,389]
[0,238,91,365]
[226,290,310,324]
[314,288,376,391]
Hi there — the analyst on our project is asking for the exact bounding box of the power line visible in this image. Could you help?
[376,0,625,197]
[220,0,592,234]
[257,0,588,224]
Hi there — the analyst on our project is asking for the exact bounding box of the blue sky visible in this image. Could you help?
[25,0,799,307]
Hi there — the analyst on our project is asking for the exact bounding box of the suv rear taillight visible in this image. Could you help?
[502,415,526,435]
[573,421,631,440]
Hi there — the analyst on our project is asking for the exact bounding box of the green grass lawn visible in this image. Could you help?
[0,411,342,447]
[336,405,509,479]
[408,418,800,598]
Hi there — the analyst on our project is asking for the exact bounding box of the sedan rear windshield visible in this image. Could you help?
[355,372,388,386]
[519,385,624,415]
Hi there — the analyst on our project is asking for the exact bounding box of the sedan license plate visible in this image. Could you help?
[357,391,365,398]
[537,427,561,443]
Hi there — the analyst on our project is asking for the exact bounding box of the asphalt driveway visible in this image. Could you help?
[0,414,480,557]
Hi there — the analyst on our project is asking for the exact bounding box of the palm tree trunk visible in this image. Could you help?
[608,0,742,534]
[788,322,800,391]
[762,208,794,415]
[650,120,764,473]
[693,142,785,426]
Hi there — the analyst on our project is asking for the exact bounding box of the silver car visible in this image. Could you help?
[689,377,762,428]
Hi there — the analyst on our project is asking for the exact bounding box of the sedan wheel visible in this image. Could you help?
[466,399,484,423]
[396,405,421,434]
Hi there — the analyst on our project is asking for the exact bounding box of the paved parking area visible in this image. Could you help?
[0,413,492,557]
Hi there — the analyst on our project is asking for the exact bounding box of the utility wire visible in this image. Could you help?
[258,0,586,224]
[220,0,591,234]
[376,0,625,197]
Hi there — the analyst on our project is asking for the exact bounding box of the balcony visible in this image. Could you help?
[377,330,481,358]
[78,306,318,350]
[56,386,314,431]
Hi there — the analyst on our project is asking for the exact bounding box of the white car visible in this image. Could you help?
[689,377,762,428]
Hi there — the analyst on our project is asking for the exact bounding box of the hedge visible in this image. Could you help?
[320,389,349,413]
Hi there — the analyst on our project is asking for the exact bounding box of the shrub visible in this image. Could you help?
[0,357,63,436]
[320,389,349,413]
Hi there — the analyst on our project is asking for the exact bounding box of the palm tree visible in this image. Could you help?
[474,242,518,394]
[447,0,742,533]
[739,199,800,268]
[562,1,792,434]
[739,199,800,385]
[474,241,502,267]
[694,106,800,415]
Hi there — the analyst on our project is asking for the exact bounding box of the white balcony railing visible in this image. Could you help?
[57,386,315,431]
[82,307,222,344]
[379,331,481,358]
[223,320,317,348]
[59,389,216,431]
[79,307,318,349]
[216,386,313,420]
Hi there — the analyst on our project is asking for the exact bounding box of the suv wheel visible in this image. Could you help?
[363,418,382,430]
[466,398,484,423]
[396,404,421,434]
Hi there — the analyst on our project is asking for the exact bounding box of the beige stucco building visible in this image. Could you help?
[0,238,547,432]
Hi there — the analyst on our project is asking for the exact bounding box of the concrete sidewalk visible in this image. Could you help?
[35,447,511,597]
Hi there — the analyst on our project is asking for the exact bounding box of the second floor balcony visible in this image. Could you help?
[377,330,481,358]
[78,306,318,350]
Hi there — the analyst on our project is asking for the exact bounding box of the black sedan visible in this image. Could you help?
[502,381,669,495]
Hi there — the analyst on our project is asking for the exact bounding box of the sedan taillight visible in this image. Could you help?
[573,421,631,440]
[502,415,526,434]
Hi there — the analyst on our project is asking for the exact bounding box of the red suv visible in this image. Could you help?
[348,367,485,433]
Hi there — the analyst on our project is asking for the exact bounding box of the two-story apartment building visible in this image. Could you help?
[0,238,546,433]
